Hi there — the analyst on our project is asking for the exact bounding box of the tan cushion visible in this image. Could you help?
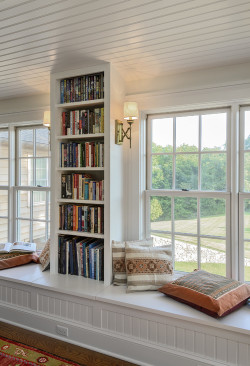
[0,252,39,270]
[158,270,250,318]
[125,243,173,292]
[112,238,153,285]
[39,238,50,271]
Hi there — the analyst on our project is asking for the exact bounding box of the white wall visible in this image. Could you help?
[0,93,49,124]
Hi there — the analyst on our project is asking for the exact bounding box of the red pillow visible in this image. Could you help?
[158,270,250,318]
[0,253,39,270]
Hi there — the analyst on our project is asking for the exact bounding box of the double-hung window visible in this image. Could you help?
[0,124,50,251]
[146,109,232,278]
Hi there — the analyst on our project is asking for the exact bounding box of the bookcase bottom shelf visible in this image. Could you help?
[58,234,104,282]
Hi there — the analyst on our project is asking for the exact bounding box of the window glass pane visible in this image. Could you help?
[33,191,46,220]
[244,111,250,150]
[35,158,49,187]
[0,159,8,185]
[244,152,250,192]
[36,128,50,157]
[174,197,197,234]
[20,158,34,186]
[151,233,172,247]
[150,196,171,233]
[201,153,226,191]
[152,155,172,189]
[200,198,226,237]
[244,200,250,240]
[17,191,30,219]
[152,118,173,153]
[48,192,50,221]
[174,235,197,272]
[176,115,198,152]
[33,221,46,250]
[20,129,33,157]
[0,218,8,242]
[0,130,8,157]
[244,200,250,281]
[202,113,227,151]
[200,238,226,276]
[176,154,198,190]
[0,190,8,217]
[17,219,30,242]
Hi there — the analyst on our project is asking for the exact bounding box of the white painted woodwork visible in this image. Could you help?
[1,1,250,99]
[0,266,249,366]
[50,63,125,285]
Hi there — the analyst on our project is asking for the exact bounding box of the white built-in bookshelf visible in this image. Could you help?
[50,63,125,286]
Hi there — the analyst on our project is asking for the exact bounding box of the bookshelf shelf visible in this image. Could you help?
[51,64,125,286]
[57,133,104,140]
[57,199,104,205]
[57,167,104,172]
[56,99,104,109]
[57,230,104,239]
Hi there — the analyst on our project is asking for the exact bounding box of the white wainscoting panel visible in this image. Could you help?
[0,277,249,366]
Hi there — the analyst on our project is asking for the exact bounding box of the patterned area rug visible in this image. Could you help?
[0,335,83,365]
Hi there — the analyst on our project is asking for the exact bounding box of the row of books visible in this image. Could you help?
[60,72,104,103]
[61,173,104,201]
[61,107,104,136]
[59,204,104,234]
[58,235,104,281]
[60,141,104,168]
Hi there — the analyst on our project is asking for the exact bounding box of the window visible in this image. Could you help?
[239,107,250,282]
[0,124,50,251]
[146,109,234,278]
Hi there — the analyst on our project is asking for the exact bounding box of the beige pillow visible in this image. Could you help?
[39,238,50,271]
[125,243,173,292]
[112,238,153,285]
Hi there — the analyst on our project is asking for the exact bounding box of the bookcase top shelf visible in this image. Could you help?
[57,199,104,205]
[57,133,104,140]
[57,230,104,239]
[56,100,104,109]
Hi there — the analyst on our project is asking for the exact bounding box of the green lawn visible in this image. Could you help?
[152,213,250,259]
[175,262,250,281]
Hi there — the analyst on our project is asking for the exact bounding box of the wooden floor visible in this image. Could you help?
[0,321,137,366]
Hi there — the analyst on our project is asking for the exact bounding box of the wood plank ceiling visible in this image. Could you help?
[1,0,250,99]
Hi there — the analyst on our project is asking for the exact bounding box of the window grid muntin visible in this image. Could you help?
[147,108,230,276]
[15,125,50,245]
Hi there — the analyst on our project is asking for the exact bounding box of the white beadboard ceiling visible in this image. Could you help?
[1,0,250,99]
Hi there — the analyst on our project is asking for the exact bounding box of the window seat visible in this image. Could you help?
[0,264,250,366]
[0,263,249,336]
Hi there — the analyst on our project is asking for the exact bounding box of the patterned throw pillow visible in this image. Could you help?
[39,238,50,271]
[112,238,153,285]
[0,252,39,270]
[158,270,250,318]
[125,243,173,292]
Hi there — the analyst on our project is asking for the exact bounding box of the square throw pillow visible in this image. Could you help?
[0,252,39,270]
[39,238,50,271]
[112,238,153,285]
[158,270,250,318]
[125,243,173,292]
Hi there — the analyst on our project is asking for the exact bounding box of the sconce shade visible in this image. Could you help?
[43,111,51,128]
[124,102,138,120]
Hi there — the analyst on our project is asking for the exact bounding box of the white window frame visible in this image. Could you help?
[239,106,250,281]
[146,108,232,277]
[0,123,50,245]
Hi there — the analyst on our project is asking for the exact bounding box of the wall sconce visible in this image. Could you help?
[43,111,51,129]
[115,102,138,148]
